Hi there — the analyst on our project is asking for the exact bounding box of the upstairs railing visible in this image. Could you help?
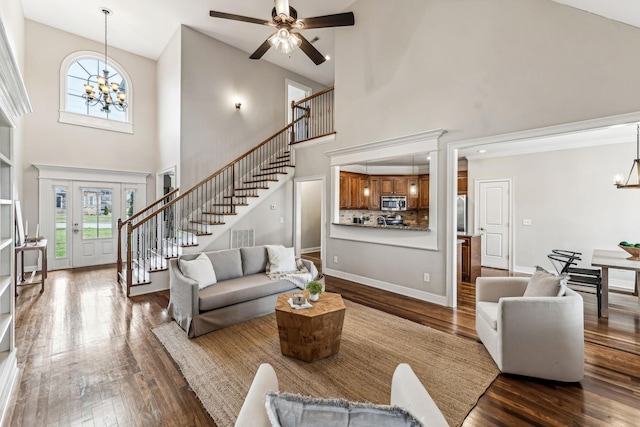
[117,87,334,294]
[290,86,335,144]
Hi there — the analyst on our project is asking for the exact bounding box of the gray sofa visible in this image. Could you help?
[168,246,318,338]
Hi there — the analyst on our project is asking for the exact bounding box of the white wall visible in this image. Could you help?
[178,26,325,189]
[0,0,26,201]
[469,143,640,290]
[301,180,322,251]
[203,181,294,251]
[22,20,157,233]
[156,27,181,190]
[293,0,640,301]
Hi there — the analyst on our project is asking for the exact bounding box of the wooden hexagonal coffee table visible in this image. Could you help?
[275,291,346,362]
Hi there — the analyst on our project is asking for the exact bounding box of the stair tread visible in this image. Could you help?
[262,165,295,171]
[201,211,238,215]
[190,220,226,225]
[253,172,288,177]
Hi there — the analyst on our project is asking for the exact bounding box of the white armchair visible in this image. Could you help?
[235,363,448,427]
[475,276,584,382]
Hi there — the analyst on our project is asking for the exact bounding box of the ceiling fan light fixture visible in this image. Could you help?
[269,29,301,55]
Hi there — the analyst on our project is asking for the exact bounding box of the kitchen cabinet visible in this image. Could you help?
[458,171,468,195]
[407,175,419,209]
[339,173,349,209]
[368,176,381,210]
[340,171,369,209]
[381,176,409,196]
[460,235,481,283]
[418,175,429,209]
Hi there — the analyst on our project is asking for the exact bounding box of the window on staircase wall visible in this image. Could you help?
[58,51,133,134]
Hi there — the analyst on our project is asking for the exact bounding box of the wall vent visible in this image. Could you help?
[230,229,255,249]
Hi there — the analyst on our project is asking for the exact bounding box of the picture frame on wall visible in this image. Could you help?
[15,200,24,246]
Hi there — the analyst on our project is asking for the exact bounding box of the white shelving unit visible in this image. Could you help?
[0,118,16,421]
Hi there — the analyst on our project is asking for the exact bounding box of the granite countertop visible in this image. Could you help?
[333,222,430,232]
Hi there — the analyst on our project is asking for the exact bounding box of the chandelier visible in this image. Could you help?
[613,124,640,189]
[82,8,127,112]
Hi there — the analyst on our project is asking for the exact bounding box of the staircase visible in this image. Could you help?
[117,87,334,296]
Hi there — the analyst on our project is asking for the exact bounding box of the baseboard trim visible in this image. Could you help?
[324,268,448,306]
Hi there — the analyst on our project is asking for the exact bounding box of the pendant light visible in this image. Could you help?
[410,156,417,195]
[82,8,127,113]
[363,163,370,197]
[614,124,640,189]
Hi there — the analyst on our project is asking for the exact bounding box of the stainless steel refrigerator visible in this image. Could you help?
[457,195,467,234]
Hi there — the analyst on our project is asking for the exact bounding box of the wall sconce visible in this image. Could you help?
[235,102,242,110]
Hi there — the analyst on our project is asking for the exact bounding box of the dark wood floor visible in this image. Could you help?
[5,265,640,426]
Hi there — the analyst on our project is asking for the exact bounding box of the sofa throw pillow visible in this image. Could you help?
[266,245,298,274]
[523,266,567,297]
[178,253,217,290]
[265,392,424,427]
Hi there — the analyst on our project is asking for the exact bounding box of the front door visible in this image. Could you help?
[71,182,121,267]
[477,180,510,269]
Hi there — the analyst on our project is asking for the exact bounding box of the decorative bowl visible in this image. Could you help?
[618,244,640,260]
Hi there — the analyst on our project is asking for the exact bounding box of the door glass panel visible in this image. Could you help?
[82,188,113,239]
[125,189,135,219]
[55,186,68,258]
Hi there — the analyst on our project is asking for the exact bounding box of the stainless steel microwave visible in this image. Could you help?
[381,195,407,211]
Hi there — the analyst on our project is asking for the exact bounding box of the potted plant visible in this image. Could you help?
[306,281,323,302]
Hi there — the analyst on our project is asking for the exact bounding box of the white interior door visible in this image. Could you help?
[72,182,121,267]
[478,180,510,269]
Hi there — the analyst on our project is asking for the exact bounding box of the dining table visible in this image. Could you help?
[591,249,640,318]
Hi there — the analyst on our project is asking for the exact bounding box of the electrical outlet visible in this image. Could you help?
[523,219,532,226]
[280,217,284,224]
[333,255,338,263]
[423,273,430,282]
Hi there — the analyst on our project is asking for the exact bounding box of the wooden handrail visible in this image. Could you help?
[122,187,180,226]
[293,86,334,107]
[117,86,334,292]
[130,122,297,231]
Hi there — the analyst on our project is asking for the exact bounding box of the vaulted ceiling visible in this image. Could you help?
[19,0,640,86]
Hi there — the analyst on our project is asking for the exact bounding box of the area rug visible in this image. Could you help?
[153,300,498,427]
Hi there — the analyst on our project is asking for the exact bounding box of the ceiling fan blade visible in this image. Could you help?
[250,39,272,60]
[274,0,290,17]
[209,11,271,26]
[298,12,354,29]
[297,33,326,65]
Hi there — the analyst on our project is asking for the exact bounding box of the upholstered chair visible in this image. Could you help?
[475,276,584,382]
[234,363,448,427]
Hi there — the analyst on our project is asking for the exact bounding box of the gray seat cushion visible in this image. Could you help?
[199,274,296,312]
[476,301,498,330]
[240,246,268,276]
[208,249,243,281]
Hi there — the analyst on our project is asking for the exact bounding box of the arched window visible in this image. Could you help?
[59,51,133,134]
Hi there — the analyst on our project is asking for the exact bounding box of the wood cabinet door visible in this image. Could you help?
[461,237,470,281]
[339,173,350,209]
[357,176,369,208]
[418,175,430,209]
[458,171,468,195]
[380,177,394,195]
[394,177,408,195]
[349,175,360,209]
[407,176,419,208]
[369,177,381,209]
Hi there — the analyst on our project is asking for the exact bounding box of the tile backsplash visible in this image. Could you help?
[339,209,429,227]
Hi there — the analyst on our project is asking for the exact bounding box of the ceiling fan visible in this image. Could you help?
[209,0,355,65]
